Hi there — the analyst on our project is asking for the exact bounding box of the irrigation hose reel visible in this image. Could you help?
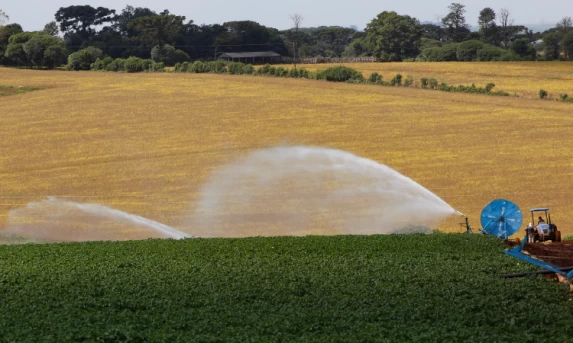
[459,199,523,240]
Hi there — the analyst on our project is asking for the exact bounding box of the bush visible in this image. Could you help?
[242,64,255,75]
[390,74,402,86]
[367,72,382,84]
[206,60,227,74]
[485,83,495,92]
[190,61,207,73]
[106,58,126,72]
[428,78,438,89]
[317,66,363,83]
[403,75,414,87]
[419,47,441,62]
[172,50,191,64]
[456,40,485,62]
[539,89,548,99]
[92,56,114,71]
[174,61,191,72]
[510,39,536,61]
[499,52,521,61]
[477,45,505,61]
[436,43,459,61]
[227,62,246,75]
[420,78,429,88]
[561,94,569,100]
[67,46,103,71]
[124,56,146,73]
[274,67,288,77]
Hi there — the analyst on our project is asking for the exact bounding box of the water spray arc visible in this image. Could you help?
[4,146,458,242]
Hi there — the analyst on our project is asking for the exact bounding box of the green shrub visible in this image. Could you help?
[477,46,505,61]
[124,56,146,73]
[275,67,288,77]
[539,89,548,99]
[455,40,484,62]
[175,61,192,72]
[190,61,207,73]
[420,77,429,88]
[390,74,402,86]
[561,94,569,100]
[227,62,246,75]
[510,39,537,61]
[242,64,255,75]
[317,66,363,82]
[436,43,459,61]
[485,83,495,92]
[428,78,438,89]
[172,50,191,64]
[67,46,103,71]
[106,58,126,72]
[403,75,414,87]
[420,47,441,62]
[499,52,521,61]
[206,60,227,73]
[92,56,113,71]
[367,72,382,84]
[148,61,165,72]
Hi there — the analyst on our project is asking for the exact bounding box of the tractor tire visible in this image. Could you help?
[555,230,562,242]
[514,237,521,245]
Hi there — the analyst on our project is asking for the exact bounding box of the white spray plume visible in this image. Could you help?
[190,146,455,237]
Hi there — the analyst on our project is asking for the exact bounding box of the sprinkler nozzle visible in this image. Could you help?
[455,210,467,218]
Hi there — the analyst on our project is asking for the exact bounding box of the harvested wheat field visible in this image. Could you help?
[1,65,573,241]
[283,62,573,99]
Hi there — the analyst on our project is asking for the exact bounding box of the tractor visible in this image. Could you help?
[525,208,561,243]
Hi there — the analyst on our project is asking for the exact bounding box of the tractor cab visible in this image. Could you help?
[525,208,561,243]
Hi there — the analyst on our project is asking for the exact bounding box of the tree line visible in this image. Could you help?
[0,3,572,69]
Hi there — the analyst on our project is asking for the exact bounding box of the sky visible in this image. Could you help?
[2,0,571,32]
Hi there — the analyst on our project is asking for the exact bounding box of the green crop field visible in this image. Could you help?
[1,234,572,342]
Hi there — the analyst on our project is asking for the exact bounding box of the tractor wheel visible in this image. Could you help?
[514,237,521,245]
[555,230,562,242]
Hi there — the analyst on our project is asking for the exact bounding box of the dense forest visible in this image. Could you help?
[0,4,572,69]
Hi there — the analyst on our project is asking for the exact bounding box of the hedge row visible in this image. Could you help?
[173,62,510,98]
[90,56,165,73]
[539,89,573,102]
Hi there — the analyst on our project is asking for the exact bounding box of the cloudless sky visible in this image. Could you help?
[2,0,571,32]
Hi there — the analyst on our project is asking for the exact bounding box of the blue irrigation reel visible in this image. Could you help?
[479,199,523,240]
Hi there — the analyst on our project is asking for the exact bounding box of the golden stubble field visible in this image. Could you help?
[1,64,573,241]
[281,62,573,99]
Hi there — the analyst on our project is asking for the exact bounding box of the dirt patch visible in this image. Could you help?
[523,242,573,267]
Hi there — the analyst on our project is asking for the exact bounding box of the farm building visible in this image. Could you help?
[219,51,283,64]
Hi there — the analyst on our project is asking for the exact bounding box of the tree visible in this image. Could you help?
[542,31,562,60]
[55,6,116,42]
[510,38,536,60]
[112,6,157,36]
[365,11,423,61]
[67,46,103,70]
[5,32,39,66]
[22,33,68,68]
[290,13,303,67]
[560,31,573,60]
[0,9,8,26]
[499,8,513,49]
[478,8,496,43]
[422,24,445,41]
[0,23,23,64]
[151,44,190,65]
[43,21,59,36]
[342,38,369,57]
[556,17,572,34]
[441,3,470,42]
[128,11,185,47]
